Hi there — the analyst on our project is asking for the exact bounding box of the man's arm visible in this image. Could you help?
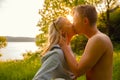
[60,35,107,77]
[61,45,79,76]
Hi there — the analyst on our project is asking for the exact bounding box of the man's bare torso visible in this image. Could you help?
[85,33,113,80]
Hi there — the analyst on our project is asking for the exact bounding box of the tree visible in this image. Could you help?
[98,0,119,37]
[86,0,119,37]
[35,0,86,54]
[36,0,84,47]
[104,0,119,37]
[110,7,120,42]
[0,36,7,49]
[36,0,120,54]
[36,0,69,47]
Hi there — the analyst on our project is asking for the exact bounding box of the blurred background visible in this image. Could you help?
[0,0,120,80]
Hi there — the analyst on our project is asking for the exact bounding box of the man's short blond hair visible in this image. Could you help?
[74,5,97,26]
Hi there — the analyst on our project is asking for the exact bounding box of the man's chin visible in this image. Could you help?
[78,33,83,35]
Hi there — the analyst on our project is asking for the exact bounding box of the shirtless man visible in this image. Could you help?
[59,5,113,80]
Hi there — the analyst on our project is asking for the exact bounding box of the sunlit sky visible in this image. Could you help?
[0,0,44,37]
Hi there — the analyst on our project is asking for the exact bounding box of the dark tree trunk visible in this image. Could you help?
[106,0,111,37]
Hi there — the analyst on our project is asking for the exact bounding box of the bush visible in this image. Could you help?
[0,54,2,57]
[0,36,7,49]
[0,52,41,80]
[71,35,87,55]
[113,53,120,80]
[110,8,120,41]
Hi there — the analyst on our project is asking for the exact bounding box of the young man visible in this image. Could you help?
[59,5,113,80]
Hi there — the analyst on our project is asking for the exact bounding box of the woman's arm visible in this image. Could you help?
[60,42,80,77]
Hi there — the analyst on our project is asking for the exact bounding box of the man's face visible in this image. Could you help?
[73,11,83,34]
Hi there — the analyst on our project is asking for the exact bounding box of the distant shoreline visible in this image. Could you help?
[6,36,35,42]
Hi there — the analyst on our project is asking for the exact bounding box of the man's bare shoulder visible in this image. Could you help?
[78,32,109,73]
[89,32,110,43]
[86,32,111,53]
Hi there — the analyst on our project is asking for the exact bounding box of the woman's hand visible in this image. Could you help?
[59,32,68,48]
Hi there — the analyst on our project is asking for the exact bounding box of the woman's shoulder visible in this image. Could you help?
[42,45,64,61]
[50,45,64,56]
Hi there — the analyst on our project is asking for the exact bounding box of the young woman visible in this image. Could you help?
[33,17,75,80]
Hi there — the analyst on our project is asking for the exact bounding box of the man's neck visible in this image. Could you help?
[72,25,78,35]
[68,25,76,42]
[83,26,99,39]
[67,33,73,45]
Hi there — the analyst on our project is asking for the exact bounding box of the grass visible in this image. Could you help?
[0,52,41,80]
[76,52,120,80]
[0,46,120,80]
[113,53,120,80]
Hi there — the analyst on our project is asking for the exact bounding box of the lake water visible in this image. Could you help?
[0,42,38,61]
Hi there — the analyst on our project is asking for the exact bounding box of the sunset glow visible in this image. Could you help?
[0,0,44,37]
[66,15,73,23]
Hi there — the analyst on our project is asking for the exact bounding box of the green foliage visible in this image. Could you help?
[36,0,113,49]
[113,53,120,80]
[36,0,120,55]
[113,42,120,53]
[110,8,120,23]
[0,54,2,57]
[37,0,69,47]
[35,34,47,47]
[101,0,119,37]
[110,8,120,41]
[22,51,34,59]
[97,7,120,42]
[85,0,102,6]
[36,0,85,47]
[64,0,85,7]
[93,0,119,37]
[77,75,86,80]
[0,52,41,80]
[0,36,7,49]
[97,12,107,33]
[71,35,87,55]
[0,51,120,80]
[38,0,71,32]
[0,46,120,80]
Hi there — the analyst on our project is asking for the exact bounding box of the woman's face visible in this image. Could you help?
[73,11,84,34]
[60,18,73,34]
[60,18,74,43]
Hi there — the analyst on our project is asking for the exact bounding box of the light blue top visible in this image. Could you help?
[33,45,73,80]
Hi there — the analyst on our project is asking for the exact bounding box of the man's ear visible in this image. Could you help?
[83,17,89,25]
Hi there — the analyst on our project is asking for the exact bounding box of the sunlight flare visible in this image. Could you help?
[66,15,73,23]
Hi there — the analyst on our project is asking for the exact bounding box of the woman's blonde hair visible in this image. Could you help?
[41,17,66,56]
